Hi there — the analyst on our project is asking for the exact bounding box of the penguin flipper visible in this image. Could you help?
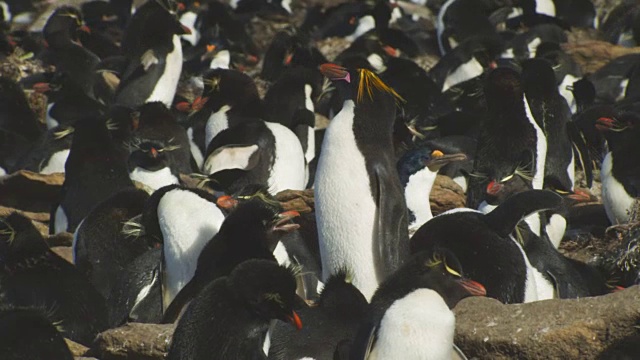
[372,165,409,281]
[484,190,563,237]
[349,321,377,360]
[566,121,593,188]
[162,277,199,324]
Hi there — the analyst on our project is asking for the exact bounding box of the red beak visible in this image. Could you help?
[486,180,503,196]
[216,195,239,210]
[150,147,159,158]
[79,25,91,34]
[457,278,487,296]
[175,101,192,112]
[285,311,303,330]
[567,189,594,202]
[191,96,209,112]
[383,45,398,57]
[33,82,51,93]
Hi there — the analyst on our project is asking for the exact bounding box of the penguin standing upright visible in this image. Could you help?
[467,67,547,212]
[315,64,409,300]
[0,213,109,346]
[51,117,134,234]
[115,0,191,108]
[596,114,640,224]
[522,59,575,192]
[167,260,302,360]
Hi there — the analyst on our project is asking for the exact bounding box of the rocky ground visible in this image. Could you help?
[3,0,640,359]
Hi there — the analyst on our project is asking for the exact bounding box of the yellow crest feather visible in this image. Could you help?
[356,69,405,104]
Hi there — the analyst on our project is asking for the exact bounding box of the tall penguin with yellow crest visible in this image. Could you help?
[315,64,409,300]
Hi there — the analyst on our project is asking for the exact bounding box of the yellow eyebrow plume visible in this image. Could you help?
[356,69,405,104]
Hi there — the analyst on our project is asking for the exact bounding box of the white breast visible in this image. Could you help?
[179,11,199,46]
[40,149,69,174]
[45,103,58,129]
[159,189,225,309]
[523,96,547,190]
[187,128,204,169]
[441,57,483,93]
[304,84,316,165]
[546,213,566,249]
[436,0,457,55]
[370,289,455,360]
[146,35,183,107]
[559,74,578,114]
[314,100,379,300]
[54,205,68,234]
[264,122,306,194]
[601,152,636,224]
[129,166,179,191]
[405,168,437,235]
[535,0,556,17]
[346,15,375,42]
[204,105,231,149]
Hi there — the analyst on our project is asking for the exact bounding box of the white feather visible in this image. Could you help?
[129,167,179,191]
[54,205,68,234]
[264,122,306,193]
[546,214,566,249]
[315,100,379,300]
[601,152,636,224]
[187,128,204,169]
[146,35,183,107]
[559,74,578,114]
[369,289,455,360]
[535,0,555,17]
[441,57,483,93]
[209,50,231,69]
[346,15,375,41]
[204,104,231,149]
[203,144,259,175]
[40,149,69,174]
[159,189,225,310]
[405,168,438,236]
[179,11,199,46]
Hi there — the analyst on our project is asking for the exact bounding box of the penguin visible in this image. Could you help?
[162,196,300,323]
[397,146,467,235]
[73,188,152,302]
[260,27,326,82]
[17,124,74,175]
[49,119,133,234]
[351,289,459,360]
[588,54,640,104]
[595,114,640,224]
[436,0,502,56]
[115,0,191,108]
[167,259,302,360]
[0,77,42,144]
[0,307,73,360]
[143,185,226,310]
[108,248,163,327]
[262,66,323,177]
[501,23,567,61]
[127,102,194,190]
[267,272,368,360]
[42,6,100,97]
[519,227,610,298]
[599,2,640,47]
[303,2,370,41]
[50,117,134,234]
[428,40,498,93]
[78,0,122,60]
[202,118,307,195]
[188,68,263,153]
[315,64,409,300]
[521,59,575,193]
[423,135,477,191]
[0,213,109,346]
[466,67,547,211]
[411,190,563,303]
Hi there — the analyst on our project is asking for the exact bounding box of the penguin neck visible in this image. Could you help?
[404,168,437,233]
[349,96,396,144]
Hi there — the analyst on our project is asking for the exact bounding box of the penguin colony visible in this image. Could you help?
[0,0,638,358]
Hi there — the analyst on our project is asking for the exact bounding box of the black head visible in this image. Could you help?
[484,167,534,205]
[485,67,523,106]
[318,271,368,313]
[371,250,486,315]
[0,307,73,360]
[595,112,640,151]
[198,69,262,114]
[397,146,467,186]
[137,101,178,128]
[228,259,302,329]
[128,139,171,171]
[219,196,300,250]
[81,1,118,26]
[521,58,558,96]
[0,213,49,265]
[214,184,274,211]
[569,78,596,109]
[64,117,127,176]
[43,6,89,45]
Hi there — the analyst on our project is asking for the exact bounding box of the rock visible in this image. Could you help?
[90,323,176,360]
[0,171,64,216]
[52,246,74,264]
[454,286,640,359]
[430,175,466,216]
[276,189,315,213]
[563,41,640,75]
[66,339,89,357]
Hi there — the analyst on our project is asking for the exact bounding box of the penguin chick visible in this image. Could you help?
[167,259,302,360]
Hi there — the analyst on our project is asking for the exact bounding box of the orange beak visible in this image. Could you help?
[191,96,209,112]
[79,25,91,34]
[216,195,239,210]
[150,147,159,158]
[285,311,302,330]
